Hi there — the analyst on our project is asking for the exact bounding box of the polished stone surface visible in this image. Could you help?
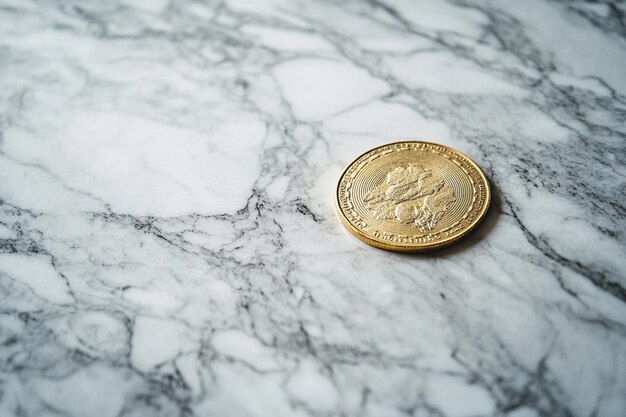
[0,0,625,416]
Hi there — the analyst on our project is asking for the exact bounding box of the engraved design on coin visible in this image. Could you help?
[336,141,490,251]
[363,163,456,232]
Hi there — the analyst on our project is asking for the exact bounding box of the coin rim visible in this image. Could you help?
[335,140,491,252]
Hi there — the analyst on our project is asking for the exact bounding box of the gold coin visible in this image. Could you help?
[335,140,491,251]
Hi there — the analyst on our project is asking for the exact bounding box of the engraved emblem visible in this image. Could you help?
[363,163,456,232]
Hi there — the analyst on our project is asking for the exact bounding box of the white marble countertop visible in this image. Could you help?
[1,1,625,416]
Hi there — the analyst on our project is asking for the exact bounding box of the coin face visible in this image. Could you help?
[335,141,490,251]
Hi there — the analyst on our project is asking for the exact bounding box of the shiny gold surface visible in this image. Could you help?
[335,141,491,251]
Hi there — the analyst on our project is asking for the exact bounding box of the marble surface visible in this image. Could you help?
[1,0,625,416]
